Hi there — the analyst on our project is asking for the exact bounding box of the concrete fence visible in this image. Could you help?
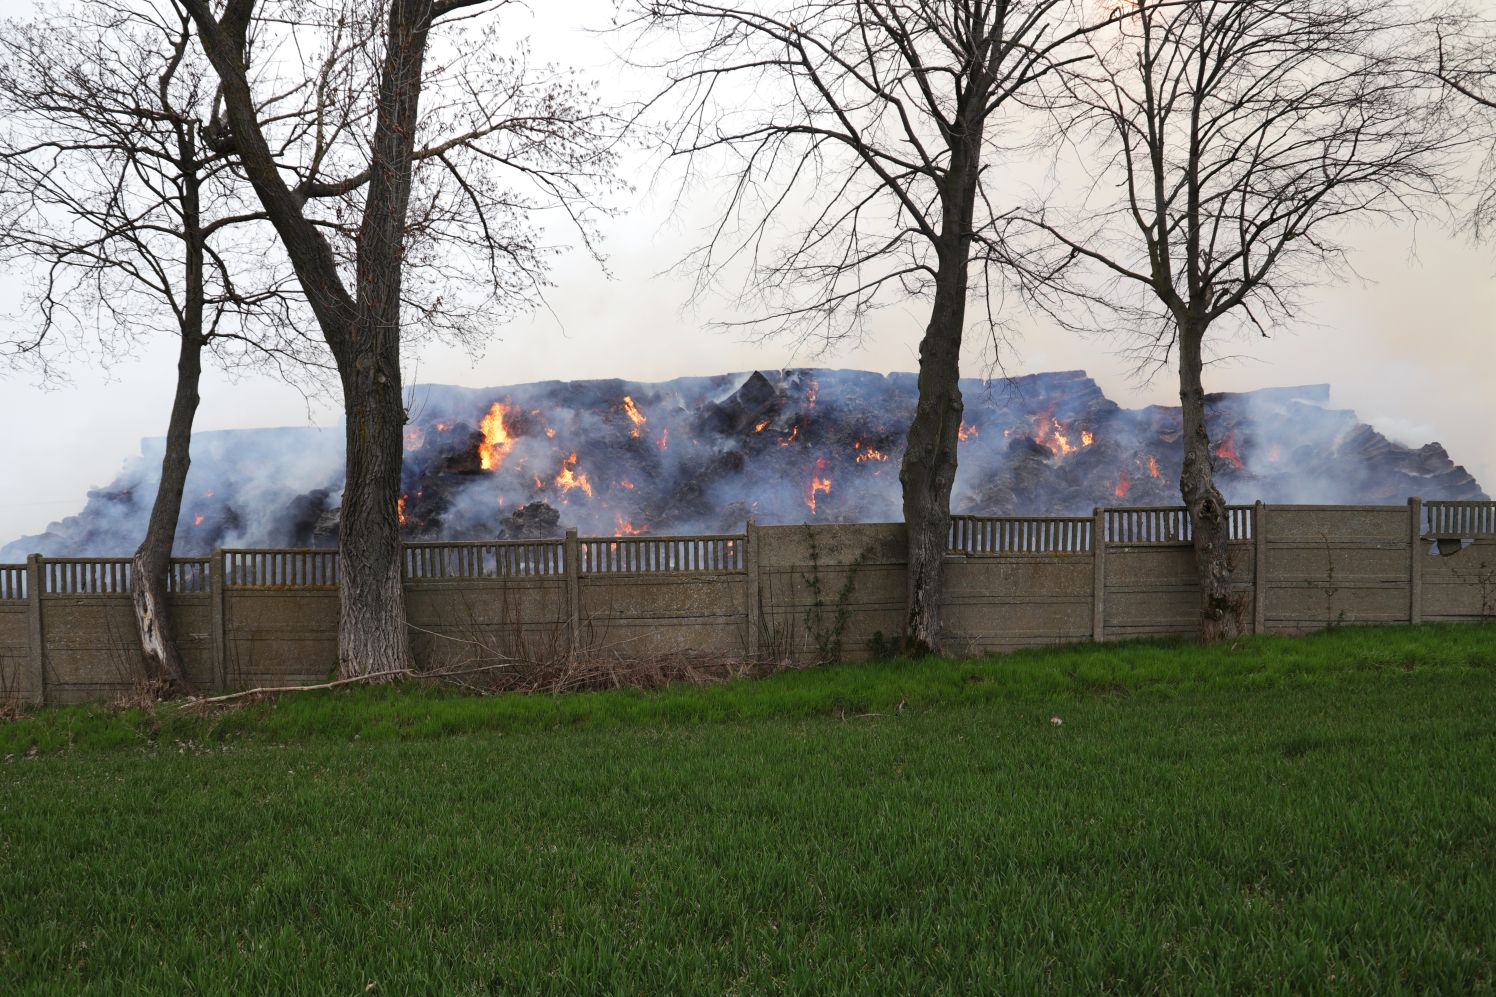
[1,498,1493,705]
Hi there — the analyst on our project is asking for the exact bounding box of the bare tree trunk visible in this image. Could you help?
[131,329,201,695]
[1178,325,1244,641]
[900,252,969,654]
[334,339,412,679]
[332,0,431,680]
[131,141,206,697]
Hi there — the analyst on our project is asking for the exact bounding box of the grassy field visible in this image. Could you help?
[2,625,1494,992]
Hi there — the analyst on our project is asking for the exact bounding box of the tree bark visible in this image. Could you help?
[328,0,431,680]
[900,131,982,653]
[1178,324,1244,641]
[131,131,207,697]
[183,0,434,679]
[900,263,967,654]
[131,327,202,695]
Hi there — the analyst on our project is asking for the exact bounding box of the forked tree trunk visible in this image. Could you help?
[131,329,202,695]
[332,0,430,680]
[900,265,968,654]
[185,0,431,681]
[1178,325,1245,641]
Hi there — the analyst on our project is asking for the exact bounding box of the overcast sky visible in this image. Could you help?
[1,0,1492,543]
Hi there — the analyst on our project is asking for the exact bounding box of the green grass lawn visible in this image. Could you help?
[2,625,1494,992]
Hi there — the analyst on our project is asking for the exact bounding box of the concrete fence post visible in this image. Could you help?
[209,549,227,692]
[1091,508,1106,643]
[1409,497,1424,625]
[23,554,46,706]
[745,518,761,659]
[1253,502,1267,635]
[564,528,581,655]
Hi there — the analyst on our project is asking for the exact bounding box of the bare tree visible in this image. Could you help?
[0,1,325,694]
[178,0,625,678]
[627,0,1129,652]
[1022,0,1456,640]
[1434,8,1496,237]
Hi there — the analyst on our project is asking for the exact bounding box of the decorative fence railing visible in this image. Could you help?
[578,534,745,574]
[14,500,1491,594]
[948,516,1093,554]
[168,558,213,594]
[1103,505,1254,545]
[42,557,134,595]
[223,549,339,589]
[403,540,565,579]
[1425,501,1496,538]
[0,564,26,601]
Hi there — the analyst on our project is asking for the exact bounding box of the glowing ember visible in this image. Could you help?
[478,402,515,471]
[403,426,425,451]
[1214,432,1245,470]
[532,474,544,490]
[657,427,669,451]
[806,457,832,513]
[193,514,204,526]
[613,513,647,536]
[545,427,556,438]
[958,422,979,442]
[779,425,800,447]
[622,395,647,437]
[1148,454,1161,478]
[1114,473,1131,499]
[754,419,770,433]
[1081,430,1094,447]
[203,489,214,497]
[435,422,449,432]
[618,479,636,490]
[554,452,593,497]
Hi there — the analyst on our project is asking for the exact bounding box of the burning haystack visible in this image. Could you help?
[5,369,1484,558]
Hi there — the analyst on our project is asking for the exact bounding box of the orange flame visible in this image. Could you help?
[1081,430,1095,447]
[779,425,800,447]
[958,422,979,442]
[1031,407,1076,457]
[545,427,556,439]
[613,513,647,537]
[618,479,636,490]
[435,422,449,432]
[754,419,769,433]
[622,395,647,437]
[806,457,832,513]
[396,496,406,526]
[478,402,515,471]
[555,452,593,497]
[806,380,819,410]
[1214,432,1245,470]
[854,441,889,463]
[1148,454,1161,478]
[1114,473,1131,499]
[193,514,205,526]
[533,474,544,490]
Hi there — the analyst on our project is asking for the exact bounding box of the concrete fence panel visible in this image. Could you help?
[4,500,1493,704]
